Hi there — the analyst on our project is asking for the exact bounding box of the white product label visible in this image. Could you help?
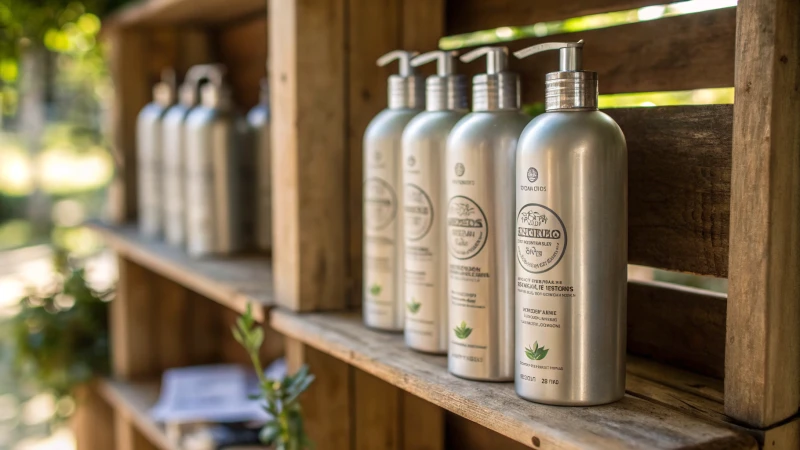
[364,175,399,328]
[447,160,492,377]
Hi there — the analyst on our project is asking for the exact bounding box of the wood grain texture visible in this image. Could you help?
[72,383,116,450]
[462,8,737,103]
[112,257,158,379]
[218,15,267,110]
[355,369,401,450]
[98,379,177,450]
[402,392,445,450]
[628,280,727,378]
[269,0,348,311]
[446,0,668,34]
[725,0,800,428]
[759,418,800,450]
[154,276,191,369]
[92,222,272,321]
[446,414,530,450]
[285,338,353,450]
[271,310,756,449]
[104,0,264,27]
[608,105,733,277]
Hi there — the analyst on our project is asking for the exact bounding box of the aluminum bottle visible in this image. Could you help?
[446,47,530,380]
[162,64,221,248]
[363,50,424,331]
[137,71,175,239]
[402,51,468,354]
[513,41,627,405]
[185,69,252,257]
[247,78,272,252]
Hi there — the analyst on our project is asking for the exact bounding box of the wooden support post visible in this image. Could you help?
[268,0,348,311]
[726,0,800,429]
[112,257,158,379]
[355,369,401,450]
[285,338,353,450]
[402,391,445,450]
[72,384,115,450]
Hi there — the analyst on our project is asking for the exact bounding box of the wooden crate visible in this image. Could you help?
[79,0,800,449]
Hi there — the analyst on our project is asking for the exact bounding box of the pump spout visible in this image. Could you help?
[513,40,584,72]
[514,40,596,111]
[460,46,508,74]
[411,50,458,76]
[377,50,419,76]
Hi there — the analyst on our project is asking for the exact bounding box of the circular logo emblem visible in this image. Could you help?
[447,196,488,260]
[407,155,416,167]
[527,167,538,183]
[404,184,433,241]
[516,204,567,273]
[454,163,465,177]
[364,178,397,231]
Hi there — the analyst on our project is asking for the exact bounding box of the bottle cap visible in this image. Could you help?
[513,40,597,111]
[459,46,519,111]
[153,68,176,107]
[410,51,467,112]
[179,63,227,108]
[377,50,425,109]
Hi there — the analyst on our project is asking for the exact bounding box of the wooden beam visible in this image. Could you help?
[726,0,800,428]
[112,257,158,379]
[269,0,348,311]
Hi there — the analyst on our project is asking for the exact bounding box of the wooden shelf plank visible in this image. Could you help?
[104,0,265,28]
[270,309,756,450]
[90,222,272,322]
[96,379,177,450]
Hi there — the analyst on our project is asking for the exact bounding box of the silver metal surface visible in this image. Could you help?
[460,47,519,111]
[514,40,596,111]
[411,51,468,113]
[363,107,422,331]
[247,79,272,252]
[378,50,424,109]
[184,85,251,257]
[136,84,173,239]
[514,110,627,405]
[162,102,193,247]
[403,110,467,354]
[446,110,531,380]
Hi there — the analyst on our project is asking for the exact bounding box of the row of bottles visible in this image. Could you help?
[136,64,271,258]
[363,41,628,406]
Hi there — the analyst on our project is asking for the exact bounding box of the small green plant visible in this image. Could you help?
[406,298,421,314]
[369,283,382,296]
[232,305,315,450]
[525,342,549,361]
[453,321,472,339]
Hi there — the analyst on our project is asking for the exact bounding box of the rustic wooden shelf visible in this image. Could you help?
[96,379,176,450]
[271,309,755,450]
[90,222,272,322]
[104,0,265,27]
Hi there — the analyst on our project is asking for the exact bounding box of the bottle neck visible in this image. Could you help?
[388,75,425,109]
[425,75,468,112]
[472,73,520,112]
[545,71,598,112]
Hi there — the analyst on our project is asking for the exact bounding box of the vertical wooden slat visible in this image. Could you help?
[401,0,445,50]
[269,0,348,311]
[402,392,445,450]
[107,30,149,224]
[726,0,800,428]
[285,338,353,450]
[112,258,158,378]
[72,384,115,450]
[155,276,191,369]
[355,369,401,450]
[187,291,223,365]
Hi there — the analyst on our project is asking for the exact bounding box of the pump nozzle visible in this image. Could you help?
[514,40,583,71]
[458,46,518,111]
[410,51,467,112]
[460,46,508,74]
[411,50,458,76]
[377,50,424,109]
[377,50,418,76]
[514,40,596,111]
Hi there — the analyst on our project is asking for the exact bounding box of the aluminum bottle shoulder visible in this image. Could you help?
[365,108,422,143]
[518,110,626,156]
[448,110,531,151]
[163,104,191,127]
[247,104,270,127]
[403,110,466,145]
[186,106,245,130]
[138,102,168,124]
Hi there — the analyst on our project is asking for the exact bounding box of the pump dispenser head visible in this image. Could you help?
[514,40,597,111]
[179,63,225,107]
[377,50,425,109]
[199,65,232,110]
[410,51,467,112]
[460,46,519,111]
[153,68,176,107]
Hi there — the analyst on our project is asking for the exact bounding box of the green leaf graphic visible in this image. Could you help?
[369,284,382,296]
[407,298,421,314]
[453,321,473,339]
[525,343,550,361]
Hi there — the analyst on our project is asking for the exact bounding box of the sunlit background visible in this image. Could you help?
[0,0,732,448]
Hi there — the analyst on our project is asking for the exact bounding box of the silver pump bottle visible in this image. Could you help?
[363,50,424,331]
[446,47,530,380]
[185,67,252,257]
[137,69,175,239]
[402,50,467,354]
[513,41,627,405]
[162,64,222,248]
[247,78,272,252]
